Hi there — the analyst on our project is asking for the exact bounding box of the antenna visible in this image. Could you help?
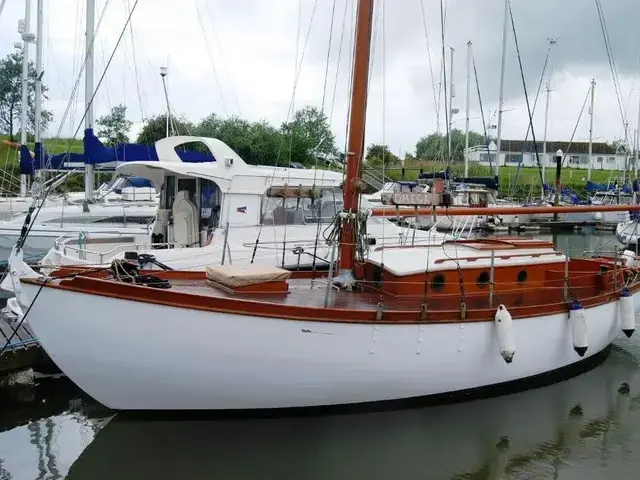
[160,66,171,138]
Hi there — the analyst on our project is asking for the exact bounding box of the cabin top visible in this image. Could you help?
[365,237,563,276]
[116,136,343,194]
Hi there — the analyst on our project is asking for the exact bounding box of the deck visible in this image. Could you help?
[41,256,634,324]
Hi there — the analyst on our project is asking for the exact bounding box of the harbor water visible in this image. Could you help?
[2,230,640,479]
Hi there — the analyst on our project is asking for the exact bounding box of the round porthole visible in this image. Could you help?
[517,270,528,284]
[477,271,490,288]
[431,274,445,292]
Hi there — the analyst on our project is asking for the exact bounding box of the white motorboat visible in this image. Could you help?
[39,136,448,272]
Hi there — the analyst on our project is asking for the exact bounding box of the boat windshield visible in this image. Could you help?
[261,187,343,225]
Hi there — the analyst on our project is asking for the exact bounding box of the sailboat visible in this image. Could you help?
[3,0,640,412]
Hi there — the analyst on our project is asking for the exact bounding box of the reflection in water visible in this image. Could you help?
[62,344,640,480]
[0,373,112,480]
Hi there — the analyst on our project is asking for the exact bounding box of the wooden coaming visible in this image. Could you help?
[25,257,640,325]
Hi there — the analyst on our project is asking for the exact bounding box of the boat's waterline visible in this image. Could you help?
[21,282,639,411]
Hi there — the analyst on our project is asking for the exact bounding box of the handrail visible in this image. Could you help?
[370,204,640,217]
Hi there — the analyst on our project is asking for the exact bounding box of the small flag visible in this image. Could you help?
[236,206,247,214]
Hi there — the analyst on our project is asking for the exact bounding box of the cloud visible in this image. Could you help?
[1,0,639,157]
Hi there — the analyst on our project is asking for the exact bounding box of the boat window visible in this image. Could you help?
[164,175,176,209]
[177,178,197,205]
[431,274,445,292]
[200,179,221,229]
[477,271,490,288]
[260,187,342,225]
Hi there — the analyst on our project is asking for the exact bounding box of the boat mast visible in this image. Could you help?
[83,0,95,202]
[19,0,32,198]
[448,46,455,164]
[635,82,640,179]
[34,0,43,181]
[464,41,471,177]
[334,0,374,288]
[542,82,550,198]
[495,0,509,178]
[588,78,595,182]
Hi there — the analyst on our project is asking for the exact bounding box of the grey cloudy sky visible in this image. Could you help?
[1,0,640,156]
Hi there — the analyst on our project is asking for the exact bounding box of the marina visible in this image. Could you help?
[2,0,640,477]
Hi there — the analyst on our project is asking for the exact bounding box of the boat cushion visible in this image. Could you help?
[205,264,292,288]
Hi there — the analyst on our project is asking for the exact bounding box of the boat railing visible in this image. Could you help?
[52,233,198,264]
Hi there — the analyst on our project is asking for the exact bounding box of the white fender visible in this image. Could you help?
[619,287,635,338]
[569,300,588,357]
[494,304,515,363]
[0,246,42,308]
[1,297,24,323]
[622,250,636,267]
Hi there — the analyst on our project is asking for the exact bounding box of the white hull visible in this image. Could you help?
[64,345,639,478]
[0,202,157,251]
[616,220,640,246]
[0,226,153,251]
[22,282,639,410]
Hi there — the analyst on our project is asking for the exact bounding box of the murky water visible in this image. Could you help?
[2,230,639,480]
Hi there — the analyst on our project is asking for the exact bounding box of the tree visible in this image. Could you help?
[0,51,53,140]
[96,103,133,146]
[195,114,283,165]
[415,129,485,162]
[365,143,399,166]
[280,105,338,165]
[136,113,194,144]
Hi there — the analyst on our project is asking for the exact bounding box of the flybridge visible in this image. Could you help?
[19,129,216,175]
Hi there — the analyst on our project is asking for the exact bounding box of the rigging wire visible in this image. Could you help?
[507,1,544,189]
[202,0,242,115]
[595,0,629,147]
[125,0,146,120]
[329,0,351,127]
[11,0,141,255]
[471,46,491,171]
[194,0,230,117]
[51,0,112,157]
[419,0,439,124]
[511,39,554,194]
[560,86,592,168]
[439,0,450,165]
[321,0,338,113]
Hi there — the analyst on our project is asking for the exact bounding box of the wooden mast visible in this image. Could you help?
[335,0,375,287]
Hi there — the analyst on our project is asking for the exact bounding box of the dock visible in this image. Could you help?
[522,220,618,232]
[0,317,48,375]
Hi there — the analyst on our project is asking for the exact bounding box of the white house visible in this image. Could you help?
[467,140,632,171]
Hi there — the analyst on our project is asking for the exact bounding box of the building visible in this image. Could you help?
[467,140,633,171]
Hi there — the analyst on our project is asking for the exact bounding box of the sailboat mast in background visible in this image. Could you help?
[83,0,95,202]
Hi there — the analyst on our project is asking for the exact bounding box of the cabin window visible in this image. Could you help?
[517,270,527,284]
[164,175,176,208]
[177,178,197,205]
[431,274,445,292]
[477,271,490,288]
[200,179,221,229]
[260,187,342,225]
